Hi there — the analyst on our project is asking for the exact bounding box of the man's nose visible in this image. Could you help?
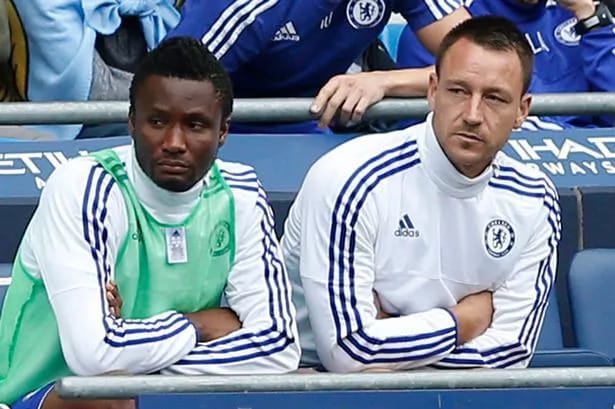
[463,94,483,126]
[162,123,187,152]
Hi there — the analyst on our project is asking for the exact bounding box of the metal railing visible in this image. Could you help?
[1,93,615,125]
[56,367,615,399]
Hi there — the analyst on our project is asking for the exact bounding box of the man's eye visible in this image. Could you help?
[486,95,506,103]
[148,118,165,126]
[189,122,205,130]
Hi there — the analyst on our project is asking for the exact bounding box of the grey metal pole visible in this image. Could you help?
[0,93,614,125]
[56,368,615,399]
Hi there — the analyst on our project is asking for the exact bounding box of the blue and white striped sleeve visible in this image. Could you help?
[432,171,561,369]
[162,167,300,374]
[397,0,464,31]
[168,0,291,73]
[297,144,458,373]
[396,0,468,55]
[32,160,198,376]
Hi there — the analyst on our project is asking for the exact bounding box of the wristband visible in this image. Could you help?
[574,2,615,35]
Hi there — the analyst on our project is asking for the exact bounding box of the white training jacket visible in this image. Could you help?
[282,114,561,373]
[19,144,299,376]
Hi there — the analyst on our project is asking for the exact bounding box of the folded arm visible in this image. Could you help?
[432,183,561,369]
[297,157,461,373]
[33,161,198,376]
[163,176,300,374]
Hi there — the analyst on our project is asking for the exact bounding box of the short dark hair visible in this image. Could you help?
[129,36,234,119]
[435,16,534,94]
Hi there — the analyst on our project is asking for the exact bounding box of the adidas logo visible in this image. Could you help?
[273,21,300,42]
[394,214,420,238]
[320,12,333,30]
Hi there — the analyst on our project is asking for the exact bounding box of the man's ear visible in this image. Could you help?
[427,72,438,112]
[218,117,230,147]
[514,93,532,129]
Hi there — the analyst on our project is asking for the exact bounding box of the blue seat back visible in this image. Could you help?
[568,249,615,359]
[535,290,564,350]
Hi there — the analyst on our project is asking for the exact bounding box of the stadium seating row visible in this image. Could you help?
[0,134,614,369]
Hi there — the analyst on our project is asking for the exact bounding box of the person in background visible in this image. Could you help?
[397,0,615,129]
[168,0,467,134]
[0,0,181,140]
[0,37,299,409]
[282,16,560,372]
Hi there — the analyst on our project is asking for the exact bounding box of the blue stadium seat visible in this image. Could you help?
[0,262,12,310]
[535,290,563,350]
[526,283,611,367]
[568,249,615,361]
[530,349,613,367]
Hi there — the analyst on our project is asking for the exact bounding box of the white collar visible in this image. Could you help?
[418,113,494,199]
[126,145,206,225]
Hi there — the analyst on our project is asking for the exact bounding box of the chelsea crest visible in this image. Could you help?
[554,17,580,46]
[347,0,386,29]
[484,219,515,258]
[210,221,231,257]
